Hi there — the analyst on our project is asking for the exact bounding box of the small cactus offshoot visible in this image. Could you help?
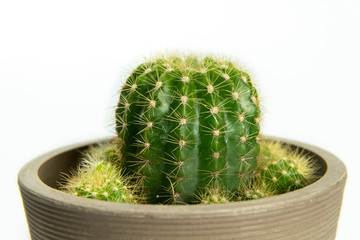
[200,139,318,203]
[237,181,275,201]
[195,186,233,204]
[258,140,319,194]
[60,142,138,204]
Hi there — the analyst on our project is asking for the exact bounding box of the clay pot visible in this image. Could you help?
[18,136,347,240]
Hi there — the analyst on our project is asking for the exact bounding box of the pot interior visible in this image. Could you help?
[38,145,88,189]
[38,140,328,190]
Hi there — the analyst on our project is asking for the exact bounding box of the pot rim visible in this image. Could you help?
[18,136,347,218]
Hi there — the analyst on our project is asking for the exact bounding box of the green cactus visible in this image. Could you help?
[258,140,319,194]
[196,186,232,204]
[237,182,274,201]
[115,55,261,204]
[61,142,138,203]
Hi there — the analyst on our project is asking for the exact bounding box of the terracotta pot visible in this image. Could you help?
[18,136,347,240]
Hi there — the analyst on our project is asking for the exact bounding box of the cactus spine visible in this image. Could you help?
[115,55,261,204]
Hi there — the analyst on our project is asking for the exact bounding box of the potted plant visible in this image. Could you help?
[18,54,347,240]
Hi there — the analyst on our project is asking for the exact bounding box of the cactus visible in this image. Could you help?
[237,182,275,201]
[258,140,319,194]
[196,186,232,204]
[115,55,261,204]
[61,142,138,203]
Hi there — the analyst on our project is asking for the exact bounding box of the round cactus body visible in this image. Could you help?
[115,55,261,204]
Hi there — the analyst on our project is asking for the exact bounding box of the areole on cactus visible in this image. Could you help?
[115,55,261,204]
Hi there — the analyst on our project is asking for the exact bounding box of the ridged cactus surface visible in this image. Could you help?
[115,55,261,204]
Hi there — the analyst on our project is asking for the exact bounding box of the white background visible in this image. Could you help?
[1,0,359,239]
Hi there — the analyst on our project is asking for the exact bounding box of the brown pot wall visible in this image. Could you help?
[18,137,347,240]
